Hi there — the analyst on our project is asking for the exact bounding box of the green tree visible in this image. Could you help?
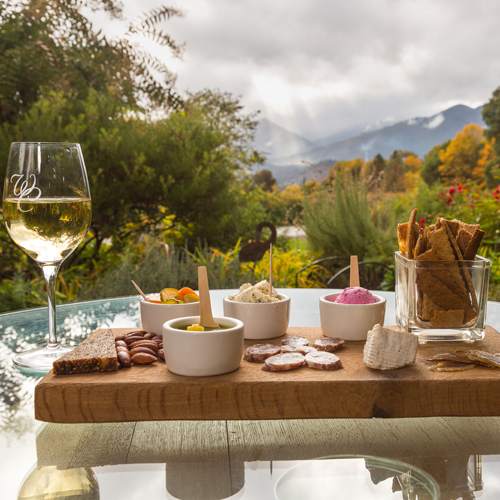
[369,153,386,178]
[483,86,500,157]
[253,169,277,191]
[0,0,183,125]
[421,140,450,186]
[1,88,264,256]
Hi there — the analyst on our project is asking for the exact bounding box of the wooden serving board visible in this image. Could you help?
[34,326,500,423]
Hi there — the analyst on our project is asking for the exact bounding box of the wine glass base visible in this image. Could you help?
[12,343,72,372]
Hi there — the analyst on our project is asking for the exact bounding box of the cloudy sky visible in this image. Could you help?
[86,0,500,140]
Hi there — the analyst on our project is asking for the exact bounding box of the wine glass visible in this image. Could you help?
[2,142,92,371]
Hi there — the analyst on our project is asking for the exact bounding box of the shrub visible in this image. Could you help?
[303,175,396,261]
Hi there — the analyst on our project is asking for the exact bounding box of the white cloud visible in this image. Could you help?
[86,0,500,138]
[424,113,445,129]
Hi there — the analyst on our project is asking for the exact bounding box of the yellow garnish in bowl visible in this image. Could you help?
[187,324,204,331]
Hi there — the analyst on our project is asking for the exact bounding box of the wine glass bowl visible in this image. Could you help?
[2,142,91,371]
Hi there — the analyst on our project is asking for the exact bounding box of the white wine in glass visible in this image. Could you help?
[3,142,92,371]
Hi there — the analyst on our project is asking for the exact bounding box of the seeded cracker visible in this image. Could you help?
[405,208,418,259]
[456,228,472,256]
[438,218,479,318]
[397,223,408,256]
[464,229,485,261]
[53,329,118,375]
[414,228,425,258]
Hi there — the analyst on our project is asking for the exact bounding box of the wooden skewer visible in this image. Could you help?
[350,256,360,288]
[198,266,219,328]
[131,280,148,301]
[269,244,273,299]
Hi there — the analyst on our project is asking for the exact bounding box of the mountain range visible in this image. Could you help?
[254,104,486,186]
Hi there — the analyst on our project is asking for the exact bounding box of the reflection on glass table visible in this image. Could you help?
[2,290,500,499]
[18,465,99,500]
[275,455,439,500]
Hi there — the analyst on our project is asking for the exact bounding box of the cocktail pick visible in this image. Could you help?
[131,280,148,301]
[269,243,273,299]
[350,256,360,288]
[198,266,219,328]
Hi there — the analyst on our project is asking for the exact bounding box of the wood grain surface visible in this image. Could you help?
[34,326,500,423]
[37,417,500,469]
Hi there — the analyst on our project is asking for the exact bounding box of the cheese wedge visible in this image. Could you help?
[363,325,418,370]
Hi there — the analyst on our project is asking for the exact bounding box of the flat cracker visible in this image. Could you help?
[455,220,480,236]
[456,228,472,256]
[416,248,468,303]
[444,219,460,238]
[464,229,485,260]
[426,353,474,363]
[416,270,467,311]
[427,226,456,261]
[421,293,443,321]
[430,309,465,328]
[414,228,426,258]
[397,223,408,256]
[438,218,479,315]
[405,209,418,259]
[466,350,500,368]
[429,361,476,372]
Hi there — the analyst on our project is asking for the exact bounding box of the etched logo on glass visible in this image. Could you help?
[10,174,42,211]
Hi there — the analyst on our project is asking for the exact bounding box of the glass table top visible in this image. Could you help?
[2,289,500,499]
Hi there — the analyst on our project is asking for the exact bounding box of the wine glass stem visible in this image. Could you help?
[41,264,61,346]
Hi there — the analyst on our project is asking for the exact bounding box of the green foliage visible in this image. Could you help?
[253,169,277,192]
[82,234,322,300]
[0,0,182,124]
[0,270,44,312]
[411,182,448,224]
[483,86,500,157]
[303,175,396,261]
[421,141,451,186]
[0,88,264,258]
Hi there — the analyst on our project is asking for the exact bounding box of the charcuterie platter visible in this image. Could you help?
[34,325,500,423]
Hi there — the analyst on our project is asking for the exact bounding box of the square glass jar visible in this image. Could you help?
[395,251,491,342]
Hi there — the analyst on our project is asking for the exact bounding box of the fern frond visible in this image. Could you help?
[136,6,183,30]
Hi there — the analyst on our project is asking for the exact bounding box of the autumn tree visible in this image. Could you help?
[324,159,364,187]
[438,124,486,182]
[385,150,418,192]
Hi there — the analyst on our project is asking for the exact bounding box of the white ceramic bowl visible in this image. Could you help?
[162,315,245,377]
[223,294,291,340]
[319,293,386,341]
[140,297,200,335]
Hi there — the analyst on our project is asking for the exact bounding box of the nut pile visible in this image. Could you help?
[114,329,164,367]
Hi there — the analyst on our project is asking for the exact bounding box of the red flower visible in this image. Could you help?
[449,187,456,195]
[471,203,475,209]
[494,186,500,194]
[495,195,499,202]
[420,217,425,223]
[458,186,464,193]
[446,197,452,205]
